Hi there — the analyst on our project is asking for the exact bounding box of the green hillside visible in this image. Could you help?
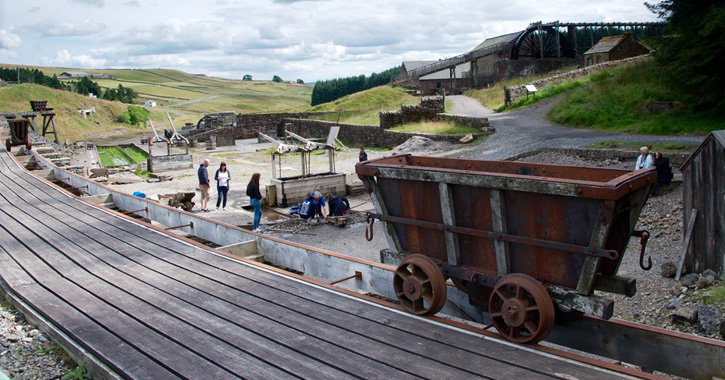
[548,61,725,135]
[0,64,313,116]
[307,86,418,125]
[0,84,169,142]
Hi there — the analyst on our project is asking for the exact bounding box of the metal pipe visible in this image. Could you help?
[165,222,193,231]
[329,271,362,285]
[122,208,148,215]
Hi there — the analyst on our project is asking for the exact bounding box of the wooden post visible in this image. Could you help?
[675,208,698,281]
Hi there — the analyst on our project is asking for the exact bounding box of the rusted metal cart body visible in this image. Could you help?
[357,154,655,343]
[5,118,32,152]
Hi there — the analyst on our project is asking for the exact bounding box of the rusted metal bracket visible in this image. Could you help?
[122,207,148,215]
[165,221,193,231]
[67,185,88,191]
[329,271,362,285]
[49,177,69,182]
[365,213,375,241]
[368,213,619,260]
[632,230,651,270]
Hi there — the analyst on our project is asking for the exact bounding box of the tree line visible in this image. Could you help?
[0,67,137,103]
[310,67,400,106]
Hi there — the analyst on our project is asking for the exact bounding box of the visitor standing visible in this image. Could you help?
[215,162,231,210]
[359,146,368,162]
[247,173,263,231]
[197,159,210,212]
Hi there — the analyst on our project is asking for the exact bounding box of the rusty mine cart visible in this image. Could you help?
[5,118,32,152]
[356,154,655,344]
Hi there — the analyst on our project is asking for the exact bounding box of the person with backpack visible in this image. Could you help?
[298,193,318,221]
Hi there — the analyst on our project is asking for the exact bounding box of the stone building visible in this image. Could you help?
[583,33,650,66]
[397,61,437,88]
[419,64,470,95]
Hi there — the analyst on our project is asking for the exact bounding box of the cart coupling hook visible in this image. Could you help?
[632,230,651,270]
[365,212,375,241]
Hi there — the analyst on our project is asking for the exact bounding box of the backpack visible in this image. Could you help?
[299,197,315,219]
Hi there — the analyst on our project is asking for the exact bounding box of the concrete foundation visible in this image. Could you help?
[147,154,193,172]
[270,173,346,206]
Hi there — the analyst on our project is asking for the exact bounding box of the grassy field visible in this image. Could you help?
[548,62,725,135]
[0,84,171,142]
[122,145,149,163]
[389,121,480,135]
[1,64,313,117]
[464,65,580,110]
[307,86,418,125]
[97,146,136,167]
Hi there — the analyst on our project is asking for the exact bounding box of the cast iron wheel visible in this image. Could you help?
[489,273,555,344]
[393,254,447,315]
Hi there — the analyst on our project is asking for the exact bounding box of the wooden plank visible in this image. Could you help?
[676,208,698,281]
[438,182,460,266]
[489,189,510,277]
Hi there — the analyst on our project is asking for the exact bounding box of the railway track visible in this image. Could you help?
[0,142,722,379]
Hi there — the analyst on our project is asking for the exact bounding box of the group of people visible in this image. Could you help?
[298,191,350,222]
[195,146,369,230]
[196,159,264,231]
[635,146,674,194]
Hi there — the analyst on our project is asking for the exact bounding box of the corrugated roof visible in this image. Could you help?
[470,31,522,52]
[583,35,626,55]
[419,63,469,81]
[401,61,437,73]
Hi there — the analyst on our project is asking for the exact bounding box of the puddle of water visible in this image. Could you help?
[263,209,288,221]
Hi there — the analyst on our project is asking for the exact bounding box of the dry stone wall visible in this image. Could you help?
[504,55,652,106]
[380,96,445,129]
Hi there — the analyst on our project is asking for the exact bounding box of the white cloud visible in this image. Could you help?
[0,30,21,49]
[43,49,107,68]
[71,0,105,8]
[28,19,106,37]
[122,0,140,6]
[28,6,41,13]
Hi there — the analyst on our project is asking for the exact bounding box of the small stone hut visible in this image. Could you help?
[583,33,650,67]
[681,130,725,278]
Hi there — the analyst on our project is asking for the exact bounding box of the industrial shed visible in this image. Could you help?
[681,130,725,278]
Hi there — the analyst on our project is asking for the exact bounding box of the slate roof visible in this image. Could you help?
[419,64,469,81]
[470,31,522,52]
[584,35,627,54]
[401,61,437,73]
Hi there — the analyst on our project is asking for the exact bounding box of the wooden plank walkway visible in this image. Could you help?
[0,149,637,380]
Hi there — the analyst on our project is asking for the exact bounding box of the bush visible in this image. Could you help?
[117,105,150,126]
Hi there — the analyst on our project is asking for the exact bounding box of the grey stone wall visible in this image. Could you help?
[504,55,652,106]
[379,96,446,129]
[147,154,193,172]
[284,118,491,148]
[505,147,689,167]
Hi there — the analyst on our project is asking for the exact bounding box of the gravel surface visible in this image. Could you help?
[0,294,78,380]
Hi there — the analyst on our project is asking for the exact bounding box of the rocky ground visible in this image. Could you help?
[0,294,82,380]
[518,151,725,340]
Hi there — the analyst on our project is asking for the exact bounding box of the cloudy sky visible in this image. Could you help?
[0,0,659,82]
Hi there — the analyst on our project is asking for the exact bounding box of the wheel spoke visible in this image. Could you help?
[412,298,425,312]
[421,291,433,304]
[494,290,509,301]
[525,306,540,313]
[524,321,538,335]
[396,267,411,279]
[490,312,502,318]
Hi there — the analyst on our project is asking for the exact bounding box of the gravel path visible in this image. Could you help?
[445,95,704,160]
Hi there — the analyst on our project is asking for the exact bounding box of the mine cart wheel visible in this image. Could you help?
[394,254,447,316]
[489,273,555,344]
